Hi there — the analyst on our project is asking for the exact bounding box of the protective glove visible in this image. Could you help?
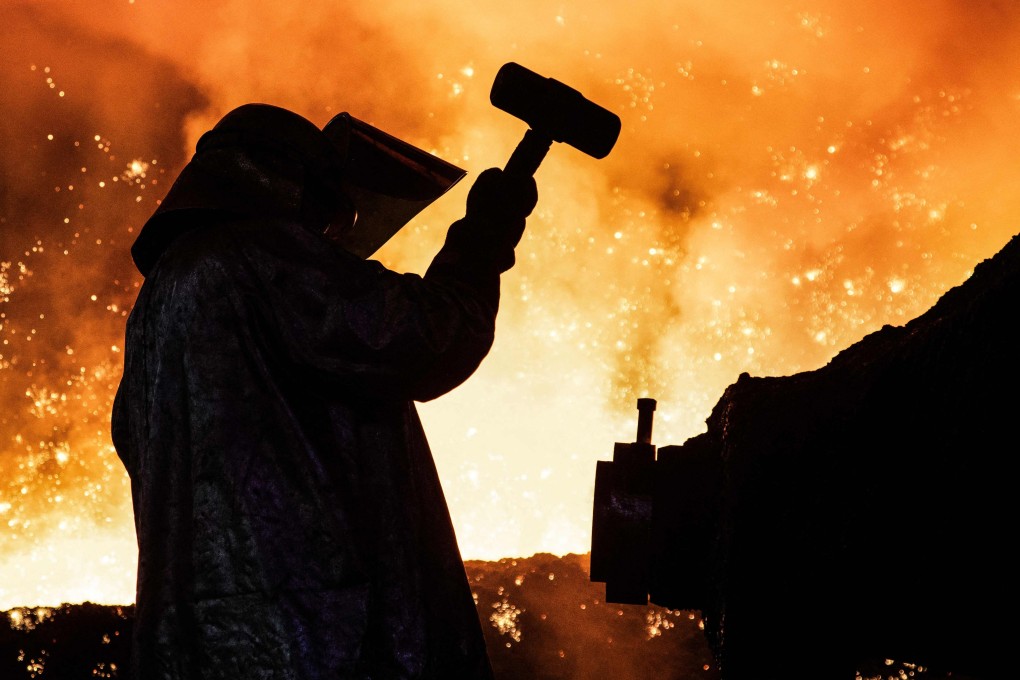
[437,167,538,274]
[465,167,538,251]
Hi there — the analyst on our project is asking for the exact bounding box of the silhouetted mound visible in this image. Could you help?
[0,602,131,679]
[1,554,989,679]
[1,555,718,680]
[469,553,716,680]
[643,234,1020,679]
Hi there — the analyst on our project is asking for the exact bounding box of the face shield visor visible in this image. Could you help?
[322,113,466,258]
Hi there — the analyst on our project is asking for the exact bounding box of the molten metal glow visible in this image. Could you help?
[2,0,1020,608]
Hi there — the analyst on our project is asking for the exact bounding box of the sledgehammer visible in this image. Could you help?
[490,62,621,177]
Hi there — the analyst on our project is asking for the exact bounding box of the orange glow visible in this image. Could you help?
[2,0,1020,608]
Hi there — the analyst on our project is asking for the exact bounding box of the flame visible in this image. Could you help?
[3,0,1020,608]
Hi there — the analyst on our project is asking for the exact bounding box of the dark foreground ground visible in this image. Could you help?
[1,553,975,680]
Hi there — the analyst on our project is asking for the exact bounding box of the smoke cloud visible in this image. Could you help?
[2,0,1020,607]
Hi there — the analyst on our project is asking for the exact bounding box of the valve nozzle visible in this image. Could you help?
[636,398,657,444]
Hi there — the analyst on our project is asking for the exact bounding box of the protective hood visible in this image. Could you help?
[131,104,466,276]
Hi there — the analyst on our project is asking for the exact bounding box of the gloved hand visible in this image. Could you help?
[465,167,538,251]
[433,167,538,275]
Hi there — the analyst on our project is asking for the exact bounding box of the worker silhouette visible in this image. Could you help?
[112,103,537,679]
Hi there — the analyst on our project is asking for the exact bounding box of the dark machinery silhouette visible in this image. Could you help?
[591,396,1010,680]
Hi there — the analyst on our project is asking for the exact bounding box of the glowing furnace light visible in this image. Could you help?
[645,609,676,639]
[122,160,149,181]
[489,599,524,643]
[5,0,1018,613]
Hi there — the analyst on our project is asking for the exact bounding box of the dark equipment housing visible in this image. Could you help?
[590,399,720,609]
[591,397,1009,680]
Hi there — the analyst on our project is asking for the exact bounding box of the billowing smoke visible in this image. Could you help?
[0,3,208,607]
[2,0,1020,608]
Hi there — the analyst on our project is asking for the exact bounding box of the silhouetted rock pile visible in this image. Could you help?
[1,552,990,679]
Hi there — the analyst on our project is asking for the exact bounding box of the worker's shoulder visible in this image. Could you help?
[146,212,377,300]
[154,213,304,275]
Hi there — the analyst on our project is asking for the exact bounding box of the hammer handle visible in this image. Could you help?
[504,128,554,177]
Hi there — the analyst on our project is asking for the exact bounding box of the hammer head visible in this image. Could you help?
[490,62,621,159]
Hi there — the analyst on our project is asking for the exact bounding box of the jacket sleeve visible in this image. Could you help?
[240,215,510,403]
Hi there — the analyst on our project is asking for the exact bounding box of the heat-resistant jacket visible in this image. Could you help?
[112,206,515,679]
